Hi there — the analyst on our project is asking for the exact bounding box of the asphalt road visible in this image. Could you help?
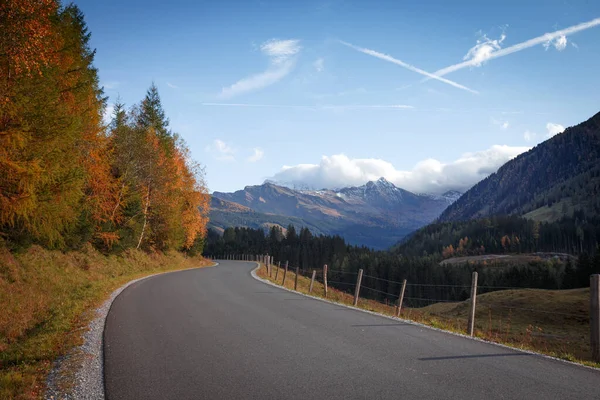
[104,261,599,399]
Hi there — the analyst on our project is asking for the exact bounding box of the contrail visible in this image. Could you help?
[201,103,414,110]
[339,40,479,94]
[431,17,600,77]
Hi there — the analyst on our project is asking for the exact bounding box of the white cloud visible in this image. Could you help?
[501,121,510,129]
[313,57,324,72]
[339,40,478,94]
[430,17,600,78]
[463,33,506,66]
[167,82,179,89]
[247,147,264,162]
[260,39,302,64]
[524,130,537,142]
[206,139,236,161]
[220,39,301,98]
[269,145,529,194]
[546,122,565,137]
[523,122,565,143]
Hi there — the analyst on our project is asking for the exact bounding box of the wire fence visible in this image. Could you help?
[218,254,599,362]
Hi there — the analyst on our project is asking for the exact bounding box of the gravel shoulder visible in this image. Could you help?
[45,263,216,400]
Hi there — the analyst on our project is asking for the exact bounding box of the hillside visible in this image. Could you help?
[210,179,459,249]
[438,111,600,222]
[208,197,326,235]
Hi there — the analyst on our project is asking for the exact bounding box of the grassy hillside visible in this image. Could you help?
[0,245,210,400]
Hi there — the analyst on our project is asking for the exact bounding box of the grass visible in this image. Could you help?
[0,244,211,400]
[256,264,598,368]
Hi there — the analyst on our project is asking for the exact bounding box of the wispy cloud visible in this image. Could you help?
[431,17,600,77]
[206,139,236,161]
[313,57,325,72]
[247,148,264,162]
[524,130,537,142]
[491,117,509,129]
[201,102,414,110]
[339,40,479,94]
[524,122,565,142]
[544,34,568,51]
[167,82,179,89]
[103,81,120,90]
[220,39,301,98]
[546,122,565,137]
[463,33,506,66]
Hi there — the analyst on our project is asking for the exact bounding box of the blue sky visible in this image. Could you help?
[74,0,600,193]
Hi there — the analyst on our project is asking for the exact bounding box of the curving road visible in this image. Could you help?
[104,261,599,399]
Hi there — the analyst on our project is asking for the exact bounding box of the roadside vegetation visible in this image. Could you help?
[255,263,598,368]
[0,245,211,399]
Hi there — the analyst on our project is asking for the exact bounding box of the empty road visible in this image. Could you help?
[104,261,599,399]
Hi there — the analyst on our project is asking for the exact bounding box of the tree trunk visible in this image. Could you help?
[136,186,151,249]
[110,180,127,222]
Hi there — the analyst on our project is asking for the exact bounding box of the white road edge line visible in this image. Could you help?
[250,262,599,372]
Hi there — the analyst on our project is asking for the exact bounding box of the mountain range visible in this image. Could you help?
[209,178,460,249]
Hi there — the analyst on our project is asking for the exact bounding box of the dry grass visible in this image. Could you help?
[0,244,211,400]
[256,264,598,368]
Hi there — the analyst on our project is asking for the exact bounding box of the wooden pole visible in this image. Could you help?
[467,271,478,337]
[353,269,364,306]
[294,267,299,290]
[282,261,289,286]
[275,261,280,280]
[323,264,328,297]
[309,270,316,293]
[591,274,600,362]
[396,279,407,317]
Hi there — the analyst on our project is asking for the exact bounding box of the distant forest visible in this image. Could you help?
[204,215,600,304]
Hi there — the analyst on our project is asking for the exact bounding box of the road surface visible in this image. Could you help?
[104,260,599,399]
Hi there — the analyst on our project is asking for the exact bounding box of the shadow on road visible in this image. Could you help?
[419,353,531,361]
[350,323,409,327]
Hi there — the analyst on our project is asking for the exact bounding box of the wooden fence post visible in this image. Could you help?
[309,270,316,293]
[591,274,600,362]
[323,264,328,297]
[467,271,478,337]
[396,279,407,317]
[282,261,289,286]
[275,261,280,280]
[294,267,299,290]
[353,269,364,306]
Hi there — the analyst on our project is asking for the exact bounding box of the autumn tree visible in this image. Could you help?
[0,2,111,248]
[107,87,209,251]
